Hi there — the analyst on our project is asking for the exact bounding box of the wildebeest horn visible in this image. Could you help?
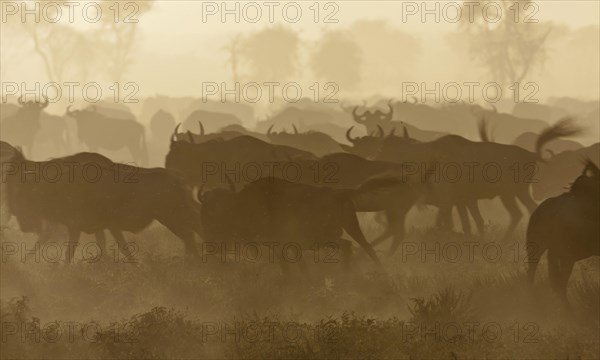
[346,126,357,143]
[292,124,298,134]
[582,159,599,177]
[195,185,205,204]
[403,125,410,139]
[389,127,396,137]
[267,124,275,138]
[187,131,195,144]
[376,125,384,138]
[18,95,25,105]
[66,105,74,116]
[352,106,366,124]
[198,121,205,136]
[171,123,181,143]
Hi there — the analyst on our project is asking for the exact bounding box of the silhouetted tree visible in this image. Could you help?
[457,0,552,87]
[95,0,155,83]
[239,25,301,82]
[310,31,362,90]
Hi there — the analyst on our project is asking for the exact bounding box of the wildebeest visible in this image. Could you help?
[182,109,243,134]
[526,161,599,305]
[0,96,49,156]
[2,141,201,262]
[351,99,447,142]
[198,176,389,271]
[375,118,581,242]
[513,131,583,154]
[150,109,177,142]
[266,124,344,157]
[175,122,268,143]
[531,143,600,201]
[66,105,148,165]
[165,127,317,188]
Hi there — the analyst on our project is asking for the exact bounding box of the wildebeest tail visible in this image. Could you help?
[535,117,582,159]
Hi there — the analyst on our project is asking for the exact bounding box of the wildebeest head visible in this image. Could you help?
[65,105,99,121]
[150,109,176,141]
[340,125,387,159]
[351,99,394,129]
[570,160,600,199]
[196,178,239,239]
[0,141,44,233]
[16,95,49,115]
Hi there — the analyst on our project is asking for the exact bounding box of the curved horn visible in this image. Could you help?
[66,105,74,116]
[389,127,396,137]
[187,130,195,144]
[292,124,298,134]
[346,126,357,143]
[171,123,181,143]
[376,125,384,138]
[403,125,410,139]
[267,124,275,138]
[195,185,205,204]
[352,106,366,124]
[198,121,205,136]
[382,100,394,120]
[18,95,25,105]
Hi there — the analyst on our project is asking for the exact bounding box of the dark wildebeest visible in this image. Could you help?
[66,106,148,165]
[182,109,243,135]
[531,143,599,201]
[266,124,344,157]
[166,127,431,255]
[0,96,49,156]
[512,131,583,154]
[2,142,201,262]
[175,122,268,143]
[526,161,599,305]
[350,99,447,144]
[198,176,391,272]
[375,119,581,246]
[165,126,318,188]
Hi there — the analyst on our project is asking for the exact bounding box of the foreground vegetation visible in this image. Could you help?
[1,212,598,359]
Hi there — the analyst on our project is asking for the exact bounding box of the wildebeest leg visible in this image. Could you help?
[500,195,522,240]
[94,230,107,261]
[157,217,199,257]
[65,228,81,264]
[370,211,393,247]
[109,229,133,261]
[456,204,471,235]
[548,251,574,307]
[517,190,537,215]
[526,241,546,285]
[387,207,410,256]
[341,203,381,266]
[435,205,453,231]
[467,200,485,237]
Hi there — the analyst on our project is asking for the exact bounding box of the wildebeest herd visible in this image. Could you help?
[0,96,598,307]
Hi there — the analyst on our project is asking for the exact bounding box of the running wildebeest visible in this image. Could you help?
[198,176,393,271]
[0,96,49,157]
[66,105,148,165]
[526,160,599,305]
[2,141,201,262]
[266,124,344,157]
[375,118,582,244]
